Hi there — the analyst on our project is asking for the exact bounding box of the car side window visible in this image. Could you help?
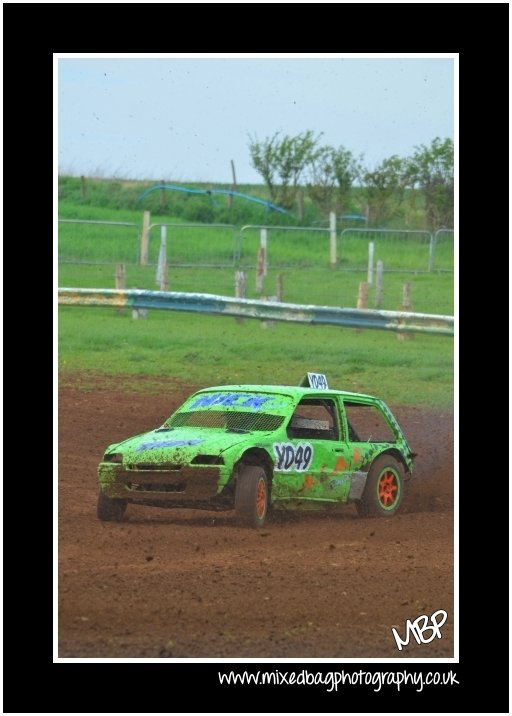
[287,398,339,441]
[344,402,396,443]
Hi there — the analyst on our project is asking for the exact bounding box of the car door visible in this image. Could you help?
[273,395,352,502]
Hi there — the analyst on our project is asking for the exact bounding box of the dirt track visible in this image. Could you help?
[58,379,454,658]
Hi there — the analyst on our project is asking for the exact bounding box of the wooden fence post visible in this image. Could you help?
[115,263,125,290]
[159,263,169,292]
[115,263,126,314]
[255,248,265,292]
[367,241,374,284]
[375,260,384,308]
[156,226,167,287]
[235,270,246,298]
[260,228,268,276]
[357,281,368,309]
[355,280,368,333]
[329,211,337,267]
[140,210,150,265]
[397,282,413,341]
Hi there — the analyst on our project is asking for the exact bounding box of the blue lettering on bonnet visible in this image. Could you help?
[240,395,271,409]
[189,394,225,408]
[189,393,272,410]
[136,438,204,452]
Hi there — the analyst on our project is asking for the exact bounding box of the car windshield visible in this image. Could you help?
[164,390,294,432]
[166,410,284,433]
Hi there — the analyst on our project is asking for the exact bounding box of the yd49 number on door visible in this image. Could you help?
[273,442,314,472]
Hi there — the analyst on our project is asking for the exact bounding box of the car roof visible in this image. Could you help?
[195,385,378,401]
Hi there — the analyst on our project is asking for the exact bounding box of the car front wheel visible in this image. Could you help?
[235,466,269,528]
[356,455,404,518]
[97,490,127,521]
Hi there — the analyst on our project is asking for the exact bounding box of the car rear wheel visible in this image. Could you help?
[97,490,127,521]
[235,466,269,528]
[356,455,404,518]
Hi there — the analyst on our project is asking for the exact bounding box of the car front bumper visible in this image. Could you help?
[98,462,232,508]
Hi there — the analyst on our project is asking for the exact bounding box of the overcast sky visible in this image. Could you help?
[58,55,454,184]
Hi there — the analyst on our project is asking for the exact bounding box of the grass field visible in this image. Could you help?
[58,185,454,410]
[58,306,453,409]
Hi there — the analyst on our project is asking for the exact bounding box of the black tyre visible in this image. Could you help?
[235,466,269,528]
[97,490,127,522]
[356,455,404,518]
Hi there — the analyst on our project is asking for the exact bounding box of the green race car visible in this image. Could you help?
[97,373,414,528]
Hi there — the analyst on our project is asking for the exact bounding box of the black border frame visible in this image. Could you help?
[3,4,508,713]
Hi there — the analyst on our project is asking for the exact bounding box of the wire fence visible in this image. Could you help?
[238,225,333,268]
[339,229,435,272]
[58,219,140,264]
[58,217,454,315]
[148,222,237,266]
[432,229,455,271]
[58,217,454,272]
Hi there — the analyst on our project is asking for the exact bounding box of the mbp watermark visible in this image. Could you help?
[391,609,448,651]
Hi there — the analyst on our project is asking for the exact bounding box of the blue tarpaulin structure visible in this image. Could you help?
[138,183,290,215]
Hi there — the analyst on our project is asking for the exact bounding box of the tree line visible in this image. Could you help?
[248,132,453,230]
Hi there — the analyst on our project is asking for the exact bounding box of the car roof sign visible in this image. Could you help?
[300,372,329,390]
